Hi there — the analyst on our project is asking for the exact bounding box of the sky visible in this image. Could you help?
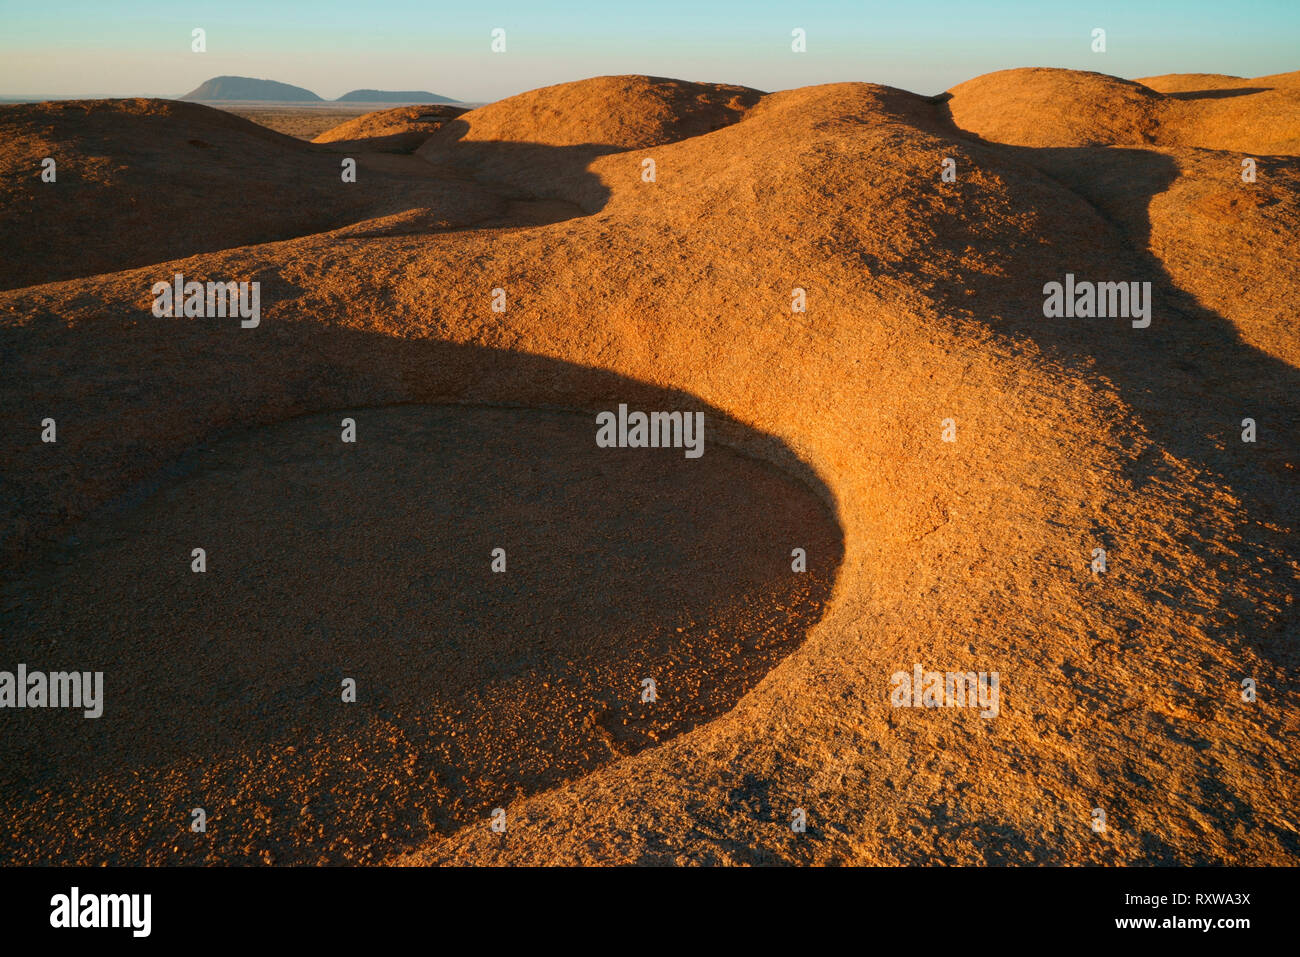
[1,0,1297,102]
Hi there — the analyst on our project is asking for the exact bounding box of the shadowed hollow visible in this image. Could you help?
[0,404,842,864]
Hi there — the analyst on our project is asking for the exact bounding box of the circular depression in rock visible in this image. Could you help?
[0,404,842,864]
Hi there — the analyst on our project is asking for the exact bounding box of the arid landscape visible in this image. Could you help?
[0,67,1297,867]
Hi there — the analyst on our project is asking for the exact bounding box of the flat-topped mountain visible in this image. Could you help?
[182,76,322,102]
[336,89,457,104]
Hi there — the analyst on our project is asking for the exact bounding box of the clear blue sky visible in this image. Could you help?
[1,0,1297,101]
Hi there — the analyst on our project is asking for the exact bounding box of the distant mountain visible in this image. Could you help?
[179,77,460,105]
[335,89,458,104]
[181,76,323,102]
